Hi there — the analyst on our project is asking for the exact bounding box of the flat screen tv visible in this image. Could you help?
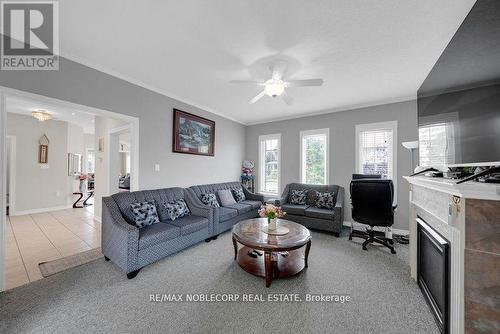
[417,0,500,168]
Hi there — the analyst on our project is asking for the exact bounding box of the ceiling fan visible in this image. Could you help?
[230,61,324,105]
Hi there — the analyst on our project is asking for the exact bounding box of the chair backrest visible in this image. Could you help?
[350,179,394,227]
[352,173,382,180]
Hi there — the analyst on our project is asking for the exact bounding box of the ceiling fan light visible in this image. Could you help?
[264,80,285,97]
[32,110,52,122]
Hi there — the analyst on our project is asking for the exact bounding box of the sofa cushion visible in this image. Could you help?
[232,188,246,202]
[315,191,336,209]
[163,199,191,221]
[200,193,220,207]
[168,215,209,236]
[224,203,252,215]
[281,203,309,216]
[305,207,335,220]
[130,201,160,228]
[290,189,308,205]
[240,200,262,209]
[138,222,180,250]
[218,189,237,206]
[217,207,238,222]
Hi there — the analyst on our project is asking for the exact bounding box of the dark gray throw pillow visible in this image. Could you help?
[130,201,160,228]
[200,193,220,208]
[164,199,191,221]
[232,188,246,202]
[217,189,237,206]
[315,191,335,209]
[290,189,308,205]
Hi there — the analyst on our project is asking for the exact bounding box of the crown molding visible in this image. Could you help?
[59,51,247,125]
[246,95,416,126]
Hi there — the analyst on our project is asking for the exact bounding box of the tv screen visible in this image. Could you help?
[417,84,500,167]
[417,0,500,168]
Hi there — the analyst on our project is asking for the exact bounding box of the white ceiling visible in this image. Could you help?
[59,0,476,124]
[7,96,95,134]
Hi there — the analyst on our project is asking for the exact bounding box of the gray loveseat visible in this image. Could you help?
[275,183,344,237]
[102,187,213,278]
[187,182,264,236]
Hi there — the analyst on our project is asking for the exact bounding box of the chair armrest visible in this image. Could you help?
[184,189,215,233]
[101,197,139,273]
[242,187,264,203]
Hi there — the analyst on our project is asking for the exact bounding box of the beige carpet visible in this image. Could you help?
[38,248,103,277]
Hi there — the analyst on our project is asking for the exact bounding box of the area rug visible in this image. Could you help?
[38,248,103,277]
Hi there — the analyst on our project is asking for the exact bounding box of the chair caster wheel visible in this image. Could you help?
[362,246,368,251]
[348,235,352,241]
[388,239,394,245]
[391,249,397,254]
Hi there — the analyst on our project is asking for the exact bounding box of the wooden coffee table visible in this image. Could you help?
[232,218,311,288]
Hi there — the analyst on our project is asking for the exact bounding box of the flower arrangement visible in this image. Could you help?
[258,204,286,221]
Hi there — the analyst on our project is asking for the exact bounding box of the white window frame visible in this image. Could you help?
[300,128,330,185]
[258,133,281,195]
[355,121,397,193]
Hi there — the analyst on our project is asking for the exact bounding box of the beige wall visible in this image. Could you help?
[7,113,71,213]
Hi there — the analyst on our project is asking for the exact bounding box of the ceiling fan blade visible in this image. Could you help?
[229,80,265,86]
[271,61,287,80]
[249,91,266,104]
[281,91,293,105]
[286,79,324,87]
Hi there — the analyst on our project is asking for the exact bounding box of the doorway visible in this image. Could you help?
[0,87,139,291]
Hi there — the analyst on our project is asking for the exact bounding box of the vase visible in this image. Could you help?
[268,217,278,230]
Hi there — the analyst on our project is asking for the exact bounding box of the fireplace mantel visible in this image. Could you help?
[404,176,500,334]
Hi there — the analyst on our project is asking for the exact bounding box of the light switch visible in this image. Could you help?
[154,164,160,172]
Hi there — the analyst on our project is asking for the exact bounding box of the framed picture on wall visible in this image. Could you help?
[172,109,215,156]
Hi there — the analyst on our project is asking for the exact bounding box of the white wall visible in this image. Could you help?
[6,113,71,213]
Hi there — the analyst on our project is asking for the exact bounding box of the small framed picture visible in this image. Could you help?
[98,138,104,152]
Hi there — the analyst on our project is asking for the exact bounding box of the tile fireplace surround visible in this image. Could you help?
[404,176,500,334]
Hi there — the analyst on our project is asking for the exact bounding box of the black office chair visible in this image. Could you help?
[349,179,396,254]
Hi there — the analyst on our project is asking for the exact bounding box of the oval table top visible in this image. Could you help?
[232,218,311,251]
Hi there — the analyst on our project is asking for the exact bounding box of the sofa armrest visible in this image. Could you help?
[334,187,345,225]
[184,189,215,234]
[101,197,139,273]
[274,184,290,206]
[242,187,264,203]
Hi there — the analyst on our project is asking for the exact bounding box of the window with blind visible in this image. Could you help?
[259,134,281,194]
[356,122,397,180]
[300,129,329,185]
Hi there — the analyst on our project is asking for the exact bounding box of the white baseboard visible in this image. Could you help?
[9,204,73,216]
[343,221,409,236]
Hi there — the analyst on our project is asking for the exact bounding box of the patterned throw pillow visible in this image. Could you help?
[200,193,220,208]
[164,199,191,221]
[130,201,160,228]
[218,189,237,206]
[290,189,308,205]
[315,191,335,209]
[232,188,246,202]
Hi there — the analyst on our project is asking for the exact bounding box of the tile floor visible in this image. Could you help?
[4,206,100,290]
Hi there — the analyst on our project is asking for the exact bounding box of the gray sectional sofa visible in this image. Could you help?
[102,182,264,278]
[274,183,344,237]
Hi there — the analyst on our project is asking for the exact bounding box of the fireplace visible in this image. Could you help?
[417,217,450,334]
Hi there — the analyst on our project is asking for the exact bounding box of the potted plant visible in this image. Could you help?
[258,204,286,230]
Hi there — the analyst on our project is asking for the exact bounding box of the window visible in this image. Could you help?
[356,121,397,180]
[259,134,281,194]
[86,149,95,173]
[300,129,329,185]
